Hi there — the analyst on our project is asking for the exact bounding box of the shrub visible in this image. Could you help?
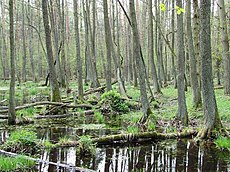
[100,90,129,113]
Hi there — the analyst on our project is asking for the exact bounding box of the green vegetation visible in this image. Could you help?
[78,135,96,155]
[0,155,36,172]
[215,136,230,150]
[16,107,36,119]
[0,129,39,155]
[94,111,105,124]
[127,126,139,134]
[100,90,130,113]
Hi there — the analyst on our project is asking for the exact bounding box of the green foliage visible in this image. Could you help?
[43,140,54,149]
[127,126,139,134]
[58,136,72,145]
[175,6,185,15]
[147,122,156,131]
[215,137,230,150]
[16,107,36,118]
[121,111,142,124]
[78,135,96,155]
[0,155,35,172]
[94,111,105,124]
[160,3,166,12]
[100,90,129,113]
[1,129,39,154]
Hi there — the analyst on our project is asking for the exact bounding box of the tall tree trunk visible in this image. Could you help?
[129,0,152,124]
[103,0,112,91]
[218,0,230,95]
[42,0,61,102]
[27,0,36,82]
[148,0,161,94]
[73,0,83,100]
[8,0,16,125]
[22,2,27,82]
[186,0,202,109]
[176,0,188,126]
[171,0,177,88]
[197,0,224,139]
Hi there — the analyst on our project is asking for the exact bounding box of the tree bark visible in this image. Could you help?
[73,0,84,100]
[197,0,224,139]
[8,0,16,125]
[148,0,161,94]
[42,0,61,102]
[186,0,202,109]
[218,0,230,95]
[129,0,152,124]
[176,0,188,126]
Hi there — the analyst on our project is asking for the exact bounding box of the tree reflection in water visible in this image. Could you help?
[38,139,229,172]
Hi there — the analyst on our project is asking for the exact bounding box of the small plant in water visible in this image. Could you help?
[1,129,39,155]
[215,136,230,150]
[94,111,105,124]
[0,155,36,172]
[127,126,139,134]
[78,135,96,156]
[147,122,156,131]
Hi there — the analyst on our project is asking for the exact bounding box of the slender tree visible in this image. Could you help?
[186,0,202,109]
[8,0,16,125]
[148,0,161,94]
[103,0,112,91]
[129,0,151,124]
[176,0,188,126]
[218,0,230,95]
[73,0,83,100]
[42,0,61,102]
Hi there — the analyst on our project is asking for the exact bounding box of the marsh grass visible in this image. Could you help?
[0,155,36,172]
[215,136,230,150]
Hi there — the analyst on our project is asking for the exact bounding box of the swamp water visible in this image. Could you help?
[0,126,229,172]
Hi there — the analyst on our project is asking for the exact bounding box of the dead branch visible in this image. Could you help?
[0,101,93,114]
[0,149,96,172]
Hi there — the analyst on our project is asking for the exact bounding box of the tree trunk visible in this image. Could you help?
[186,0,202,109]
[8,0,16,125]
[148,0,161,94]
[129,0,152,124]
[197,0,224,139]
[218,0,230,95]
[176,0,188,126]
[22,2,27,82]
[73,0,84,100]
[103,0,112,91]
[42,0,61,102]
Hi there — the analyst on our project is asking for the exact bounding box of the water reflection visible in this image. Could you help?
[38,139,229,172]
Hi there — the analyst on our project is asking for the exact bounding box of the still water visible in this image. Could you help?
[0,127,229,172]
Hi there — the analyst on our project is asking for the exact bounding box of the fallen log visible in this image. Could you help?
[0,149,96,172]
[55,130,197,147]
[36,110,94,119]
[0,101,93,114]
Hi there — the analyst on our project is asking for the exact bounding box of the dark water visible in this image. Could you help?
[0,127,229,172]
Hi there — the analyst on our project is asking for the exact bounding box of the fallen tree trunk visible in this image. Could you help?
[0,149,96,172]
[55,130,197,147]
[0,101,92,114]
[36,110,94,119]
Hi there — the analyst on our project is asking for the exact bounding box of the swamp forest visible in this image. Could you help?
[0,0,229,171]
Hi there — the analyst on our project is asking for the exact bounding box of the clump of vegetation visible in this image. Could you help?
[127,126,139,134]
[0,130,40,155]
[100,90,130,114]
[94,111,105,124]
[0,155,36,172]
[215,136,230,150]
[78,135,96,156]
